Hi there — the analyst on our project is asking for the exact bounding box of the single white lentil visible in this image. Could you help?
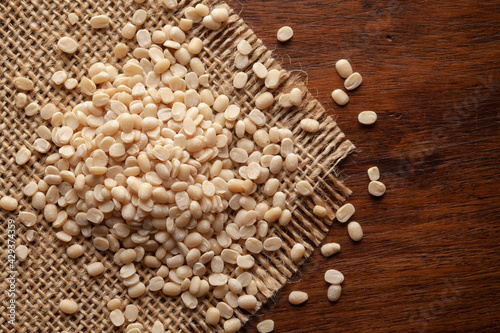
[211,7,229,23]
[291,243,305,262]
[324,269,344,284]
[335,59,353,79]
[321,242,341,257]
[331,89,349,106]
[257,319,275,333]
[252,62,268,79]
[15,147,31,165]
[296,180,313,196]
[14,77,34,91]
[279,94,292,109]
[202,15,221,30]
[121,23,137,39]
[217,301,233,319]
[223,318,241,333]
[68,13,79,25]
[132,9,148,25]
[15,245,29,261]
[277,26,293,42]
[162,0,178,10]
[15,93,27,108]
[327,284,342,302]
[124,304,139,322]
[336,203,355,223]
[128,282,146,298]
[87,262,105,276]
[25,102,39,116]
[348,221,363,241]
[255,92,274,110]
[107,298,122,311]
[358,111,377,125]
[284,153,298,172]
[23,182,38,197]
[289,87,303,106]
[237,40,252,55]
[19,211,36,227]
[60,299,79,314]
[367,166,380,181]
[90,15,109,29]
[233,72,248,89]
[179,18,193,31]
[67,244,84,258]
[110,309,125,326]
[64,78,78,90]
[288,291,308,305]
[234,52,249,69]
[0,196,18,211]
[265,69,281,89]
[205,307,220,325]
[195,3,209,16]
[344,72,363,90]
[368,180,386,196]
[263,237,282,251]
[57,37,78,54]
[236,254,255,269]
[300,118,320,133]
[152,320,165,333]
[238,294,257,310]
[313,205,327,217]
[26,230,36,242]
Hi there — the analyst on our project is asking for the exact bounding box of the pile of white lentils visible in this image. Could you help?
[2,1,387,332]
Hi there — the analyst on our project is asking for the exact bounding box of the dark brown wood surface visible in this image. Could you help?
[226,0,500,332]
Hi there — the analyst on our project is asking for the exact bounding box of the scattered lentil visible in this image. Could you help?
[368,180,386,196]
[107,298,122,310]
[110,309,125,327]
[291,243,305,262]
[300,119,320,133]
[344,72,362,90]
[15,93,27,108]
[367,166,380,181]
[57,37,78,54]
[60,299,78,314]
[14,77,34,91]
[87,262,105,276]
[16,147,31,165]
[327,284,342,302]
[252,62,268,79]
[0,196,18,211]
[331,89,349,106]
[347,221,363,241]
[336,203,355,223]
[68,13,79,25]
[15,245,29,261]
[124,304,139,322]
[313,205,327,217]
[324,269,344,284]
[358,111,377,125]
[335,59,353,79]
[277,26,293,42]
[321,242,341,257]
[288,291,308,305]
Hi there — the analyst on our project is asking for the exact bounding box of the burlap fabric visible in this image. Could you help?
[0,0,354,331]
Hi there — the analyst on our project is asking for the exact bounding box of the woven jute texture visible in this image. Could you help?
[0,0,354,332]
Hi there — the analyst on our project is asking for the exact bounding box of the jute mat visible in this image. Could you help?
[0,0,354,331]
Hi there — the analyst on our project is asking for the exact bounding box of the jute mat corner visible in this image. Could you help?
[0,0,354,332]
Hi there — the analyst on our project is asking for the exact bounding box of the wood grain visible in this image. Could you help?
[225,0,500,332]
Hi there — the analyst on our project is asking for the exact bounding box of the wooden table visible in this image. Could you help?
[227,1,500,331]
